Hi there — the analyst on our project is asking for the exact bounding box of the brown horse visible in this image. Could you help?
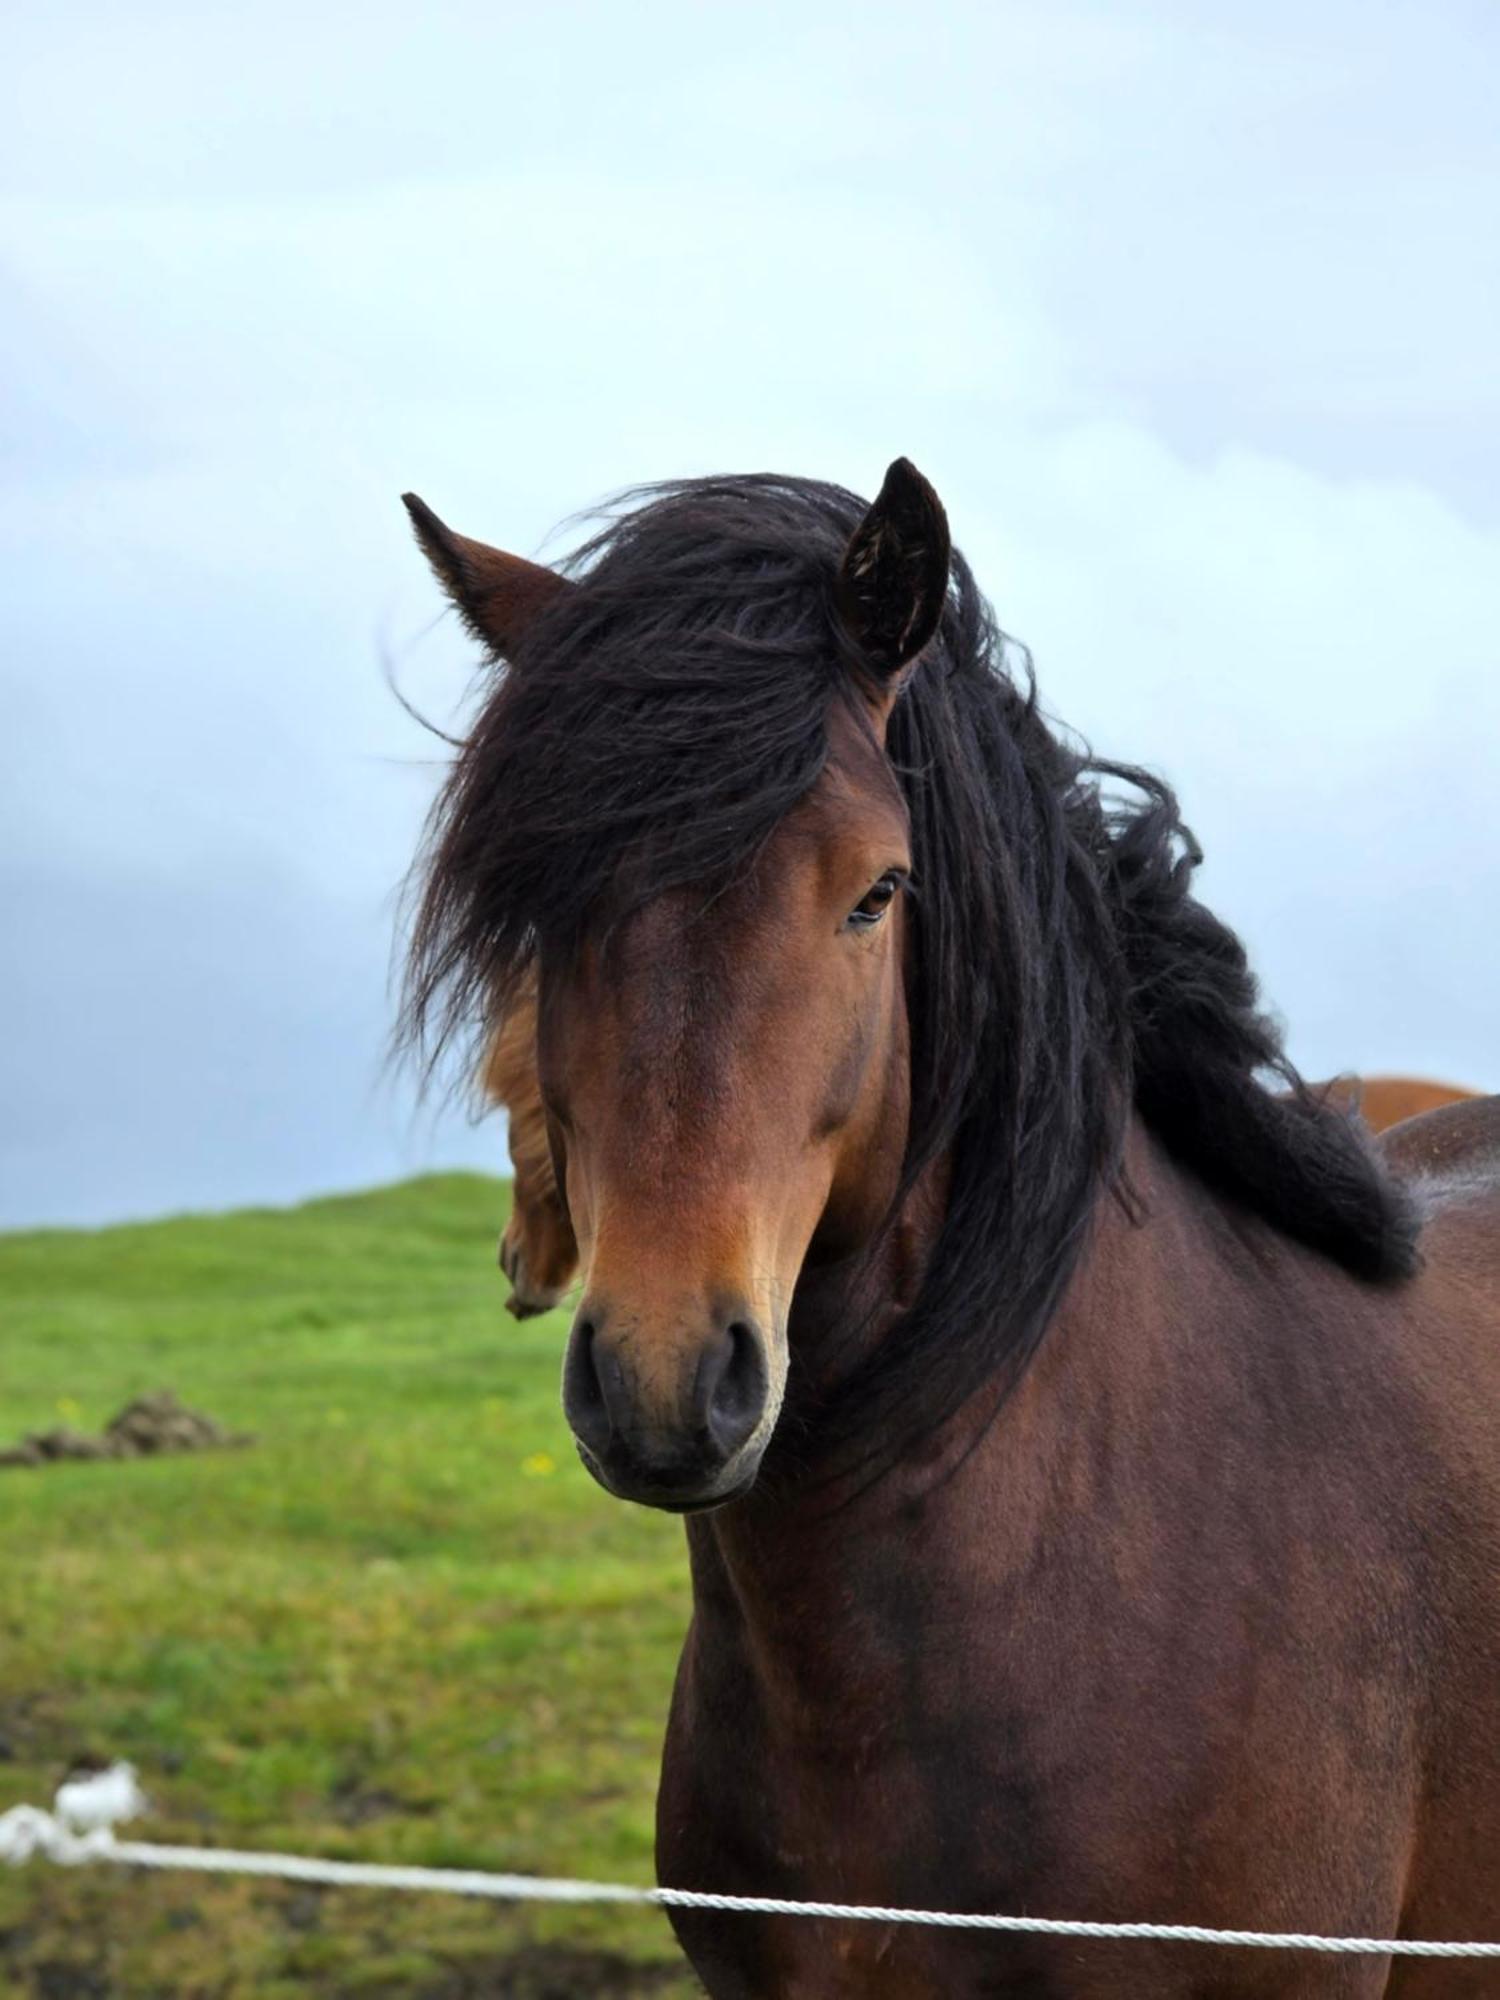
[403,467,1500,1997]
[1325,1076,1481,1133]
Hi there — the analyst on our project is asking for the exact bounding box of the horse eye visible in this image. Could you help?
[847,872,902,930]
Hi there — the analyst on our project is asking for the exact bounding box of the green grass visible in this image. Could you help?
[0,1175,701,1997]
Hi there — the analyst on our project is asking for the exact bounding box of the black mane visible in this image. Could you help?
[404,473,1419,1446]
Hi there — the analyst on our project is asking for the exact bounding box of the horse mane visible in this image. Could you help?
[404,473,1419,1449]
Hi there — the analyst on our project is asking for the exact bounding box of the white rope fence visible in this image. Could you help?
[3,1765,1498,1960]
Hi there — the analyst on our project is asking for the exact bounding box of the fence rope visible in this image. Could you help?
[3,1765,1498,1960]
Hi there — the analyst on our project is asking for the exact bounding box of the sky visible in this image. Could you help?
[2,0,1496,1227]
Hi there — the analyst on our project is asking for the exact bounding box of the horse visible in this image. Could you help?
[401,466,1500,1997]
[480,1033,1480,1321]
[1322,1076,1481,1133]
[482,966,579,1316]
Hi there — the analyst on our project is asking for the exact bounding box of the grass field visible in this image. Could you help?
[0,1175,702,1998]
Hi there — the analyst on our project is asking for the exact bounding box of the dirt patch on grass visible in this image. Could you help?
[0,1693,69,1765]
[0,1391,252,1469]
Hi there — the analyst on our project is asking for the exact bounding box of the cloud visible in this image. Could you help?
[2,0,1495,1223]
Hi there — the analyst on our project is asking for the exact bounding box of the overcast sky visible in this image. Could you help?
[2,1,1496,1227]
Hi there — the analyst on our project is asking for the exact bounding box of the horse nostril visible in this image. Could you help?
[562,1317,612,1456]
[699,1319,768,1457]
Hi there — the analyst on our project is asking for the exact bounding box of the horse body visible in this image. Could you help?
[402,464,1500,1995]
[1329,1077,1481,1135]
[658,1109,1500,1997]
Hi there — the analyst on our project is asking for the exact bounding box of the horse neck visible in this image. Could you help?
[685,1119,1254,1695]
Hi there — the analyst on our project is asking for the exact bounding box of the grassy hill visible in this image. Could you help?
[0,1175,700,1997]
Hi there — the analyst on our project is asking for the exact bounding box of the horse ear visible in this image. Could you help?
[834,459,951,692]
[402,493,570,659]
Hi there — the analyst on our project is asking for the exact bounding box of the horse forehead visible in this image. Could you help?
[607,879,786,1037]
[580,842,833,1058]
[613,780,898,978]
[565,734,907,1057]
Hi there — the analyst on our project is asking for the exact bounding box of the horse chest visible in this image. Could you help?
[658,1519,1425,1999]
[657,1636,1100,1995]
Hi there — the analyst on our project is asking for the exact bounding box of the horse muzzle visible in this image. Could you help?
[561,1299,774,1509]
